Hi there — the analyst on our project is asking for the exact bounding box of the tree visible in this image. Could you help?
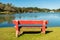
[0,2,5,11]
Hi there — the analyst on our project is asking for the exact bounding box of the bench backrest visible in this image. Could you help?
[13,20,48,25]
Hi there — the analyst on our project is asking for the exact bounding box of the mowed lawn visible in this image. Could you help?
[0,27,60,40]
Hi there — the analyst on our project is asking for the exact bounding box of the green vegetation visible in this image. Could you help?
[1,2,60,14]
[0,2,50,14]
[0,2,17,14]
[0,27,60,40]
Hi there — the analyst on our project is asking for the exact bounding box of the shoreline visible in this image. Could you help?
[0,26,60,28]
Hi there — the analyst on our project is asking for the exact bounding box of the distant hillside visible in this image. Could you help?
[0,2,60,14]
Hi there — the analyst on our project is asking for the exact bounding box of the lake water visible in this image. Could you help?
[0,12,60,27]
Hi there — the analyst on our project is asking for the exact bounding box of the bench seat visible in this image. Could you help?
[18,24,42,27]
[18,24,47,28]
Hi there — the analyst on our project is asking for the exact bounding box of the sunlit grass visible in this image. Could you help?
[0,27,60,40]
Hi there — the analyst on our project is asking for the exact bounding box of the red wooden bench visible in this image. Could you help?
[13,20,48,37]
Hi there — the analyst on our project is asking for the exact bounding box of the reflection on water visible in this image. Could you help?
[0,12,60,27]
[0,14,15,23]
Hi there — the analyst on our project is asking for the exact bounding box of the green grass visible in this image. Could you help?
[0,27,60,40]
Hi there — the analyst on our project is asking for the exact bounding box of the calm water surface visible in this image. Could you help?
[0,12,60,27]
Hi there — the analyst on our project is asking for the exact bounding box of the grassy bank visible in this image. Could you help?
[0,27,60,40]
[0,12,15,14]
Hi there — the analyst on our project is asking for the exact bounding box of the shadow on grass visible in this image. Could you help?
[18,31,41,37]
[46,31,53,34]
[23,31,41,34]
[18,31,53,37]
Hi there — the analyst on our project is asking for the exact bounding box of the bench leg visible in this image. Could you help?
[16,30,19,37]
[16,28,20,37]
[15,26,20,37]
[41,27,46,34]
[41,21,46,34]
